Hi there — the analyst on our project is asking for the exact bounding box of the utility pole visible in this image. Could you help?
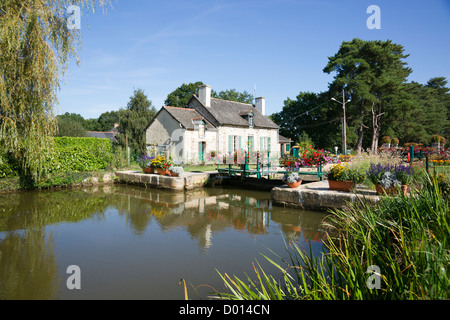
[331,89,350,155]
[342,89,347,156]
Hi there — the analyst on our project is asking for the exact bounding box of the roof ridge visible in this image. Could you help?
[164,105,195,110]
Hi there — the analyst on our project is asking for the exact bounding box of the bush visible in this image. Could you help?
[0,150,19,178]
[48,137,113,173]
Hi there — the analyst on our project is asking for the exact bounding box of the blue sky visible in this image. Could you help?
[57,0,450,119]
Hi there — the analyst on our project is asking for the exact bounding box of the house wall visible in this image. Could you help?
[146,108,280,165]
[216,126,280,158]
[145,109,185,160]
[183,128,217,164]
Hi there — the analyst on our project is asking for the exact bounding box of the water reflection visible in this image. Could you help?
[0,184,329,300]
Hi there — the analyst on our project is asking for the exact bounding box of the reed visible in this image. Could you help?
[213,174,449,300]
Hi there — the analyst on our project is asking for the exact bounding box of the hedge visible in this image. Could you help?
[0,137,114,177]
[48,137,113,173]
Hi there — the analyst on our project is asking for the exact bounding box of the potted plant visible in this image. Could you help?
[138,155,155,174]
[391,138,399,148]
[169,166,184,177]
[381,136,391,148]
[152,155,173,175]
[282,171,302,188]
[367,163,413,195]
[326,162,364,192]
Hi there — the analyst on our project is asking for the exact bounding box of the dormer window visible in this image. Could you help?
[248,114,254,127]
[192,117,206,139]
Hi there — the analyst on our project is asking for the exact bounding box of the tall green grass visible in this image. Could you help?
[212,174,449,300]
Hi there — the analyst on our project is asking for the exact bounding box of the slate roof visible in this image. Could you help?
[279,135,293,143]
[189,95,279,129]
[160,106,215,130]
[86,131,118,142]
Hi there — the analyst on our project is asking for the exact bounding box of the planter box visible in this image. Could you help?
[328,180,354,192]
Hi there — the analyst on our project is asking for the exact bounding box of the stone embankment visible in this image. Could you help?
[115,170,218,191]
[271,181,380,211]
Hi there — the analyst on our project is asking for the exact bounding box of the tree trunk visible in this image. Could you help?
[371,103,384,154]
[356,123,364,154]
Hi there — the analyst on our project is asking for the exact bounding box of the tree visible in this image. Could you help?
[97,110,120,132]
[117,89,157,155]
[270,91,343,150]
[212,89,254,104]
[0,0,109,176]
[324,39,412,153]
[56,117,86,137]
[165,82,204,108]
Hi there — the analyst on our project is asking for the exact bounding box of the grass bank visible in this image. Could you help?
[211,173,449,300]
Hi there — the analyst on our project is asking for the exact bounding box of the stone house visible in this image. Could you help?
[145,85,283,164]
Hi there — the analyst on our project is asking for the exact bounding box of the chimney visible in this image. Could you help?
[113,123,119,128]
[198,85,211,108]
[255,97,266,116]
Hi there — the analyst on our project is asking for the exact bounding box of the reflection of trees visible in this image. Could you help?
[0,229,59,300]
[270,210,329,244]
[0,188,113,232]
[0,187,116,300]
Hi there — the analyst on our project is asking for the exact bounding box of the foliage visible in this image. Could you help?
[300,148,333,167]
[211,88,254,104]
[165,81,205,108]
[431,135,446,143]
[47,137,113,173]
[327,162,365,183]
[56,117,87,137]
[381,136,391,144]
[282,171,302,184]
[137,155,155,168]
[0,0,109,177]
[214,175,449,300]
[116,89,157,155]
[151,155,173,170]
[391,138,399,145]
[367,163,414,186]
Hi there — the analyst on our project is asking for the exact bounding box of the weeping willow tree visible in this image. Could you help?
[0,0,110,177]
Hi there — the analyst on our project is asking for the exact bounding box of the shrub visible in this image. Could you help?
[48,137,113,173]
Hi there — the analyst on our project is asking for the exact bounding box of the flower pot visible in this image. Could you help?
[170,172,179,177]
[142,167,154,174]
[328,180,354,192]
[287,181,302,188]
[375,184,408,196]
[156,168,170,175]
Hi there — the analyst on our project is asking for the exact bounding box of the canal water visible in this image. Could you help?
[0,184,329,300]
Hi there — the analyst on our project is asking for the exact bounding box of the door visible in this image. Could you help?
[199,142,206,162]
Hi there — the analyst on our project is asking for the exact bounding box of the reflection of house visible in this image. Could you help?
[86,124,119,143]
[145,85,280,163]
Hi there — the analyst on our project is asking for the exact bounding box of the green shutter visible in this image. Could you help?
[260,137,263,150]
[268,137,271,151]
[228,135,233,153]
